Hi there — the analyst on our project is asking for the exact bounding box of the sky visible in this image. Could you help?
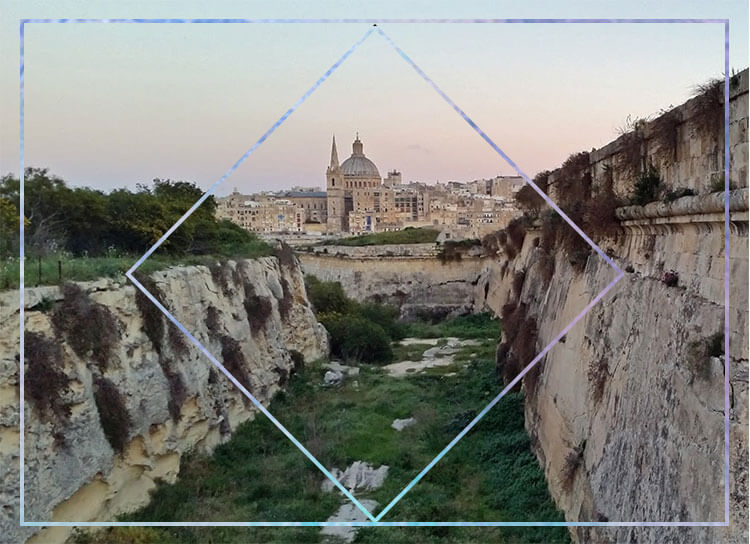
[0,1,747,197]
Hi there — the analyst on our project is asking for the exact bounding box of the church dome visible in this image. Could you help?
[340,135,380,178]
[341,156,380,177]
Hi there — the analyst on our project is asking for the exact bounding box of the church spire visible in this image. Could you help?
[329,134,339,169]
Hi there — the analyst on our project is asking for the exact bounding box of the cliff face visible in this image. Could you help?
[478,190,748,543]
[0,256,329,544]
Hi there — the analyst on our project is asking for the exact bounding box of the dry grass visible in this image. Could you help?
[93,375,132,453]
[587,359,609,404]
[559,448,583,493]
[650,108,682,163]
[690,77,723,138]
[51,283,120,369]
[25,331,71,427]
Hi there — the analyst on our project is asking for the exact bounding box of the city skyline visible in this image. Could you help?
[1,2,747,197]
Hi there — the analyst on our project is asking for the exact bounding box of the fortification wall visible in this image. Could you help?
[299,248,486,319]
[549,69,748,201]
[478,180,748,541]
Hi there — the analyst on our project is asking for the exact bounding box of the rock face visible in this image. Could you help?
[298,245,484,319]
[0,256,328,544]
[477,190,748,543]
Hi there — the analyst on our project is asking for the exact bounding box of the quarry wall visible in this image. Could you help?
[299,246,486,320]
[474,69,749,543]
[0,256,328,544]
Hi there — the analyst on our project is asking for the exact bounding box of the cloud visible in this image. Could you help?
[405,143,432,154]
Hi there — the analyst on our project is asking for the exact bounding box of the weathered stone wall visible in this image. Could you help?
[477,187,748,542]
[299,246,486,319]
[0,256,328,544]
[549,69,748,201]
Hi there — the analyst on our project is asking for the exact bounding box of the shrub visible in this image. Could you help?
[512,270,526,298]
[51,283,120,369]
[242,282,273,334]
[661,270,679,287]
[585,177,621,239]
[663,187,695,203]
[537,252,555,284]
[587,359,609,404]
[690,77,723,138]
[560,447,583,493]
[512,316,538,369]
[93,375,132,453]
[25,331,71,425]
[208,262,231,298]
[305,275,352,315]
[358,301,405,341]
[615,116,647,175]
[506,216,528,251]
[557,151,592,208]
[274,241,297,269]
[133,274,166,354]
[160,361,188,422]
[651,108,682,163]
[319,314,393,364]
[437,240,467,263]
[540,210,561,253]
[514,184,545,213]
[277,276,294,319]
[631,164,663,206]
[219,334,253,396]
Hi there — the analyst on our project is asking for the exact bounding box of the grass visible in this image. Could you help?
[391,342,433,362]
[402,312,500,340]
[318,227,440,247]
[1,238,273,291]
[81,315,568,544]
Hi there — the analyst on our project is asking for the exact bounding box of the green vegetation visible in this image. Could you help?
[306,276,405,365]
[631,164,663,206]
[77,312,567,544]
[319,227,440,246]
[402,312,499,340]
[0,168,272,290]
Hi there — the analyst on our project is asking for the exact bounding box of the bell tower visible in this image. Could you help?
[326,135,346,233]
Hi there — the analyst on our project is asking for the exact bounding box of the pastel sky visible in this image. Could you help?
[0,1,747,196]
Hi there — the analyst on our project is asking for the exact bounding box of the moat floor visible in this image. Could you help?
[74,321,569,544]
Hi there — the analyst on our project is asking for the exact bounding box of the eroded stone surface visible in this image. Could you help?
[321,499,378,543]
[321,461,389,493]
[1,256,328,544]
[391,417,417,431]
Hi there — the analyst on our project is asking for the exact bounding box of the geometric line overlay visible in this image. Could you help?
[18,18,731,529]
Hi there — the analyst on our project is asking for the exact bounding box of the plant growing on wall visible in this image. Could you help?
[631,164,663,206]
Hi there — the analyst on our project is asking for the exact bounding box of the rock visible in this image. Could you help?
[324,361,360,377]
[323,369,344,386]
[391,417,417,431]
[321,461,389,493]
[1,256,330,544]
[321,499,378,543]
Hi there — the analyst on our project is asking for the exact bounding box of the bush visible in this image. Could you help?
[305,275,352,315]
[51,283,120,369]
[587,359,609,404]
[25,331,71,426]
[242,282,273,334]
[93,375,132,453]
[663,187,695,203]
[661,270,679,287]
[631,164,663,205]
[319,314,393,364]
[321,227,439,246]
[358,301,406,341]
